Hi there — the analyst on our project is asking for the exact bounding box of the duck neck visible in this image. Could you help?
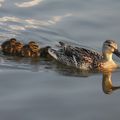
[103,52,113,62]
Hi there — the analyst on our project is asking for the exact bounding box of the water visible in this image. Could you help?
[0,0,120,120]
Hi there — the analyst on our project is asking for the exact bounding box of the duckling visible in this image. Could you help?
[29,41,40,57]
[21,41,40,57]
[40,46,51,58]
[14,41,24,56]
[1,38,17,55]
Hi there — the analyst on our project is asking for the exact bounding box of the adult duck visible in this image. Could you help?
[48,40,120,71]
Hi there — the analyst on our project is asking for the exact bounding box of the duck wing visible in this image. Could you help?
[48,42,103,70]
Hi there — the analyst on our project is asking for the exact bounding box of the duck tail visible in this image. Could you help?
[48,48,58,60]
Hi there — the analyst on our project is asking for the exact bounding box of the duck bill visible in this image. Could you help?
[113,49,120,58]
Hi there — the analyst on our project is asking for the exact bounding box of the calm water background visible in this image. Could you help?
[0,0,120,120]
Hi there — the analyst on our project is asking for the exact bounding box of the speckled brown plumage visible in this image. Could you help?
[48,40,120,70]
[1,38,24,56]
[1,38,17,55]
[48,41,104,70]
[21,41,40,57]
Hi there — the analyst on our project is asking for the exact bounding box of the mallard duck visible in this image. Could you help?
[48,40,120,71]
[21,41,40,57]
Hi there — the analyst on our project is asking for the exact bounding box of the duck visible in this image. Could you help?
[48,40,120,71]
[1,38,17,55]
[21,41,40,57]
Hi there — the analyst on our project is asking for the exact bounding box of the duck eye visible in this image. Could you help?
[108,44,112,47]
[108,44,115,49]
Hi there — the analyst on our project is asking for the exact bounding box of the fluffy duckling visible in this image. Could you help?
[1,38,17,55]
[21,41,40,57]
[14,41,24,56]
[40,46,51,58]
[1,39,51,58]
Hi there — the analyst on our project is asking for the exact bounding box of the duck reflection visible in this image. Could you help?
[102,71,120,94]
[54,62,120,94]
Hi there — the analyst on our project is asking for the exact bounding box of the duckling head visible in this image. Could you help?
[15,42,23,52]
[9,38,17,45]
[28,41,40,52]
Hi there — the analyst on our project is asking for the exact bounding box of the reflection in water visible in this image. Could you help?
[0,14,72,31]
[15,0,43,8]
[0,16,21,22]
[53,62,120,94]
[1,50,120,95]
[51,14,72,24]
[53,61,97,77]
[102,71,120,94]
[0,53,54,72]
[9,25,25,31]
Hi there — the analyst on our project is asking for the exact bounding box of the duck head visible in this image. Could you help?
[102,40,120,61]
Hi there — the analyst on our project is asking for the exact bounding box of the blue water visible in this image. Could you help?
[0,0,120,120]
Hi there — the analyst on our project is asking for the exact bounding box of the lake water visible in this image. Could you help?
[0,0,120,120]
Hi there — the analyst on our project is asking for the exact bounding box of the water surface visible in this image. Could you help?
[0,0,120,120]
